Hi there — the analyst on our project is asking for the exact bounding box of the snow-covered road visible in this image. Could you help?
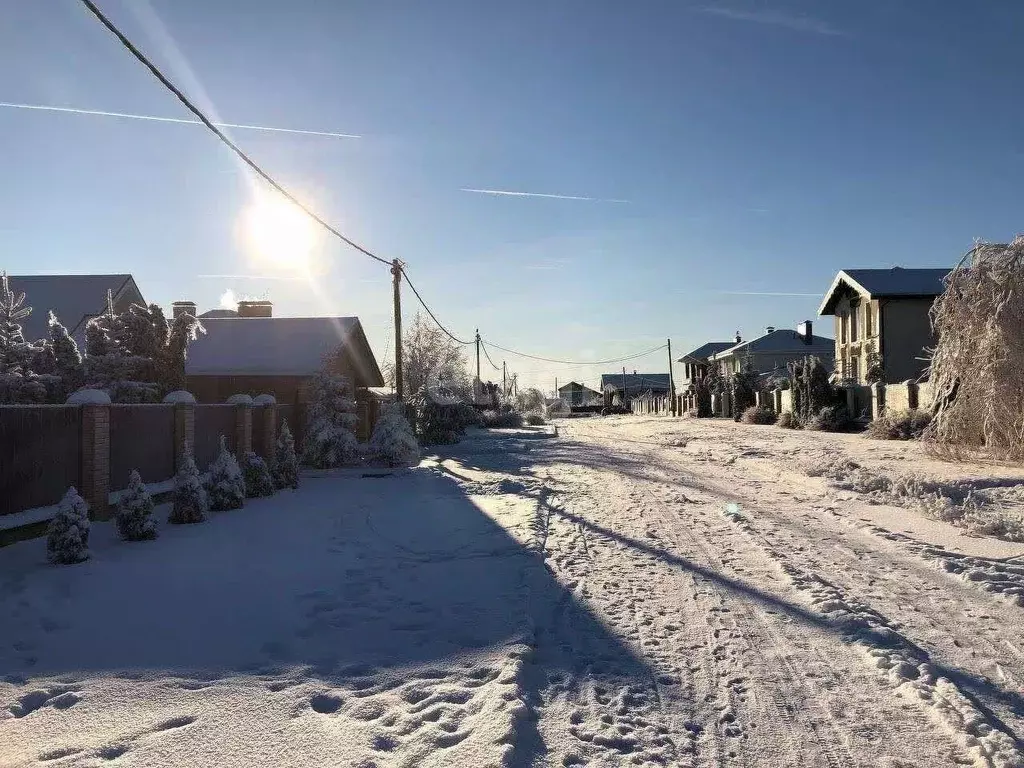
[3,418,1023,767]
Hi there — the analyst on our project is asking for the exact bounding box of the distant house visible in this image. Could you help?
[677,339,736,389]
[6,273,146,346]
[710,323,834,376]
[557,381,601,407]
[184,302,384,420]
[599,372,671,407]
[818,267,951,384]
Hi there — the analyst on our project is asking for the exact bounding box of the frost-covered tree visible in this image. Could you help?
[0,271,32,375]
[730,353,760,422]
[169,445,208,524]
[49,311,83,393]
[302,370,359,468]
[159,310,203,393]
[115,469,158,541]
[383,312,472,399]
[206,435,246,510]
[273,419,299,490]
[243,452,275,497]
[84,290,117,358]
[369,403,420,466]
[410,386,462,445]
[46,487,90,564]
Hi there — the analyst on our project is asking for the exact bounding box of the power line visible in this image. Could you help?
[480,339,502,372]
[399,265,474,346]
[78,0,391,268]
[481,342,671,368]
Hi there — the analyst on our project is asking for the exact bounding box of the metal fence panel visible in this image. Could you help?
[109,405,176,490]
[194,405,237,470]
[0,406,82,517]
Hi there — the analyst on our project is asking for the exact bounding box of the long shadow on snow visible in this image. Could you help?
[447,428,1024,745]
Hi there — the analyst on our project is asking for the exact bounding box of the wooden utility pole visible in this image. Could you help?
[391,259,404,401]
[622,366,627,407]
[475,329,481,382]
[667,338,676,416]
[503,361,507,397]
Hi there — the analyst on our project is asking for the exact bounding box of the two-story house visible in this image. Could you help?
[677,340,737,389]
[818,267,950,384]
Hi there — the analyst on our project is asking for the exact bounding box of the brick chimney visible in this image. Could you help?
[765,326,776,335]
[797,320,813,344]
[237,300,272,318]
[171,301,197,319]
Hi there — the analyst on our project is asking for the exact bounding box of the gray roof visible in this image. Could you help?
[819,268,951,315]
[678,341,735,363]
[6,274,143,342]
[199,309,240,319]
[186,316,384,386]
[600,373,671,392]
[557,381,600,395]
[712,329,834,359]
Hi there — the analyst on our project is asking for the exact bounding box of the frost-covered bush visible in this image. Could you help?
[206,436,246,511]
[776,411,797,429]
[303,370,359,468]
[242,452,275,498]
[865,409,932,441]
[547,399,569,418]
[480,410,524,429]
[410,386,463,445]
[46,487,90,564]
[369,403,420,467]
[806,405,851,432]
[453,401,482,429]
[170,446,207,524]
[525,412,546,426]
[115,470,158,541]
[740,405,776,425]
[273,420,299,490]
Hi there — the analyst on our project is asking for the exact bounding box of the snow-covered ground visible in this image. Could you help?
[2,419,1024,767]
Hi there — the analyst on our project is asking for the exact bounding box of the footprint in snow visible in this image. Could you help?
[153,715,197,731]
[38,746,84,762]
[7,686,81,717]
[310,693,344,714]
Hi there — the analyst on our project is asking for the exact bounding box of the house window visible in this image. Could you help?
[850,304,859,342]
[839,312,847,344]
[850,356,860,382]
[864,303,873,337]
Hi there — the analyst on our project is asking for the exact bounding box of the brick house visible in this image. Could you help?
[818,268,950,384]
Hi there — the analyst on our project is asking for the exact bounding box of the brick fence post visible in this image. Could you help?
[173,403,195,471]
[81,404,110,521]
[259,404,277,464]
[235,404,252,461]
[871,382,886,420]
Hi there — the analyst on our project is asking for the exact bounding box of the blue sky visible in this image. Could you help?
[2,0,1023,392]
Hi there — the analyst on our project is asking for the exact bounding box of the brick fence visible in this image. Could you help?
[1,401,296,530]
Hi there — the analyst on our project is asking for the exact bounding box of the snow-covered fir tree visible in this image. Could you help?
[273,419,299,490]
[49,311,83,394]
[46,487,90,564]
[369,403,420,466]
[115,470,158,541]
[0,271,31,375]
[159,310,203,393]
[169,445,208,524]
[243,452,275,498]
[302,370,359,468]
[206,435,246,510]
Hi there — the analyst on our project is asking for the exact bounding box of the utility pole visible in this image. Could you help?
[667,338,676,416]
[555,377,558,401]
[622,366,627,408]
[391,259,404,401]
[503,361,507,398]
[475,329,481,382]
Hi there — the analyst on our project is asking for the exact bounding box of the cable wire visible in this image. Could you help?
[480,340,667,366]
[480,339,502,372]
[398,265,474,345]
[79,0,391,268]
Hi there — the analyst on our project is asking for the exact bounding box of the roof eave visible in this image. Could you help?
[818,270,873,316]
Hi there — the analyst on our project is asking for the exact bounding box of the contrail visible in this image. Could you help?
[461,187,629,203]
[717,291,821,297]
[0,102,361,139]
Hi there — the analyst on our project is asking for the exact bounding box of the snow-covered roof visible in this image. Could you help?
[678,341,735,363]
[199,309,240,319]
[186,316,384,386]
[711,329,834,360]
[818,268,951,315]
[6,274,143,342]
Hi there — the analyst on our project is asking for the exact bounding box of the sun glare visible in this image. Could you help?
[239,192,320,274]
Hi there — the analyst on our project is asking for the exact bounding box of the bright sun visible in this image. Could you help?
[240,192,319,274]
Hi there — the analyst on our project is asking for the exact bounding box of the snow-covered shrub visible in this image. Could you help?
[115,470,158,541]
[302,370,359,468]
[410,386,463,445]
[273,420,299,490]
[776,411,797,429]
[806,405,851,432]
[865,409,932,441]
[740,405,776,425]
[525,412,546,426]
[206,435,246,511]
[453,401,482,429]
[480,410,524,429]
[369,403,420,467]
[46,487,90,564]
[169,446,208,524]
[730,356,760,421]
[243,452,275,497]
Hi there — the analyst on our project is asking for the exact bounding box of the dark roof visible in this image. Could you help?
[557,381,600,395]
[199,309,240,319]
[600,373,671,392]
[6,274,143,342]
[819,268,951,315]
[186,316,384,386]
[712,329,834,358]
[678,341,734,363]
